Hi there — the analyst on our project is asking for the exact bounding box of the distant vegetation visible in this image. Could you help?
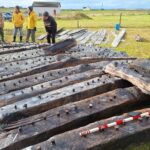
[1,9,150,58]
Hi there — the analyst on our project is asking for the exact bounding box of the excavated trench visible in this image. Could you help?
[0,41,149,150]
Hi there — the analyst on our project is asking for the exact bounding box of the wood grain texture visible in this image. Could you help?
[0,87,149,150]
[25,109,150,150]
[0,75,130,123]
[105,61,150,94]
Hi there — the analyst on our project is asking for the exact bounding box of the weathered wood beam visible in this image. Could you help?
[43,39,77,56]
[58,29,87,41]
[0,49,45,63]
[0,56,56,79]
[112,29,126,47]
[0,62,103,94]
[105,61,150,94]
[67,45,129,58]
[80,32,96,44]
[87,30,106,45]
[0,43,134,83]
[0,69,103,107]
[57,29,71,37]
[0,75,130,123]
[0,55,134,82]
[76,31,90,42]
[0,87,149,150]
[68,29,87,36]
[0,43,49,55]
[0,43,33,48]
[95,29,106,45]
[129,59,150,77]
[56,28,64,34]
[64,53,135,60]
[28,109,150,150]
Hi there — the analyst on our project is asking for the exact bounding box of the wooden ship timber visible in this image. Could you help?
[0,39,149,150]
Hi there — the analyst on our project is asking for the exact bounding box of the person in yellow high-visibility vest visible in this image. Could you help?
[26,6,37,43]
[12,6,25,42]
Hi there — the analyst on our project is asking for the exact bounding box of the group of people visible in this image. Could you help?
[0,6,57,44]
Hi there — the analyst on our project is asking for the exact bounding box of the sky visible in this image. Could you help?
[0,0,150,9]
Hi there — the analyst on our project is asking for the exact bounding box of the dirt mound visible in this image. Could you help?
[73,13,92,19]
[57,12,92,20]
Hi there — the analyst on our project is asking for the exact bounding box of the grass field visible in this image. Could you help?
[2,9,150,58]
[125,142,150,150]
[1,8,150,150]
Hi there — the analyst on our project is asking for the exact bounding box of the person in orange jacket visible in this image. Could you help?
[26,6,37,43]
[12,6,25,42]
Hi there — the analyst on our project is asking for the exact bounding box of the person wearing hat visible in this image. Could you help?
[12,6,25,42]
[26,6,37,43]
[43,11,57,44]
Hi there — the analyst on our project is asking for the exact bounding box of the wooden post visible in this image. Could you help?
[77,20,79,28]
[119,13,122,27]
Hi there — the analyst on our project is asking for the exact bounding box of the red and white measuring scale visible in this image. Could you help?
[79,111,150,137]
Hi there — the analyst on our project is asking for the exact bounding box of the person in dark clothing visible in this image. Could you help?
[43,11,57,44]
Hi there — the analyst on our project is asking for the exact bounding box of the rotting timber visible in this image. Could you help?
[29,109,150,150]
[0,39,149,150]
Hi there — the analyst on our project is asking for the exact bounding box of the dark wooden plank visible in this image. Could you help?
[56,28,64,34]
[68,45,129,58]
[129,59,150,77]
[105,61,150,94]
[28,109,150,150]
[0,69,103,107]
[0,49,45,63]
[65,52,134,60]
[57,29,71,37]
[0,43,49,55]
[0,56,134,82]
[0,75,131,123]
[0,62,104,94]
[43,39,77,56]
[68,29,86,36]
[0,56,56,79]
[0,87,149,150]
[0,43,33,48]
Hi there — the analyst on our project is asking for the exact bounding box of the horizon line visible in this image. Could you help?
[0,6,150,10]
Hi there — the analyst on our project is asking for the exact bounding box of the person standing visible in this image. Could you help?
[43,11,57,44]
[26,6,37,43]
[12,6,24,42]
[0,12,4,42]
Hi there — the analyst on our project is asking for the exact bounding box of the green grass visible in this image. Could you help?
[1,8,150,150]
[124,142,150,150]
[3,9,150,58]
[2,9,150,58]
